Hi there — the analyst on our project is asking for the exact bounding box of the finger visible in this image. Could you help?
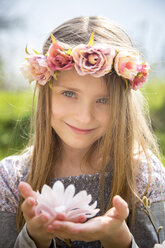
[49,214,86,231]
[55,212,66,221]
[52,213,86,223]
[48,219,100,241]
[68,214,86,223]
[18,182,36,200]
[111,195,129,220]
[29,212,51,229]
[49,219,94,234]
[48,220,77,233]
[21,197,37,220]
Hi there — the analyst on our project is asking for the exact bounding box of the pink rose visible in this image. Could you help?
[71,44,115,77]
[21,55,54,85]
[114,51,140,81]
[130,62,150,90]
[47,43,74,71]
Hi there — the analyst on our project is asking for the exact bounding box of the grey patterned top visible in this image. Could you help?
[0,149,165,248]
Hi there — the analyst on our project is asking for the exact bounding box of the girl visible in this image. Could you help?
[0,16,165,248]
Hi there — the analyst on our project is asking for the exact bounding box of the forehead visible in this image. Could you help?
[54,69,108,94]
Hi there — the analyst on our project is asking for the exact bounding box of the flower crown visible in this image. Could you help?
[21,32,150,90]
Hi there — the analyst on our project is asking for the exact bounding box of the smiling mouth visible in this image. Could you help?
[65,123,96,134]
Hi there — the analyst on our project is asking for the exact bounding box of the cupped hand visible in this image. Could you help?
[18,182,87,247]
[46,195,131,247]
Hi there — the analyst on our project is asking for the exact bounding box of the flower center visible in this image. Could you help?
[88,54,98,65]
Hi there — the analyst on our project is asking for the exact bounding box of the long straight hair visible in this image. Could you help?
[16,16,160,230]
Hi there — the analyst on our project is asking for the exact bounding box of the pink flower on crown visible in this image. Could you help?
[20,62,34,83]
[71,44,115,77]
[130,62,150,90]
[47,43,74,71]
[114,51,140,81]
[21,55,54,85]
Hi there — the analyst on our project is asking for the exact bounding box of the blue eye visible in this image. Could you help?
[63,91,75,98]
[97,98,109,104]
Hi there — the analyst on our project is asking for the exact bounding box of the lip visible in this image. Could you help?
[65,123,96,135]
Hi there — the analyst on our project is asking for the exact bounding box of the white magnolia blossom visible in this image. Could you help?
[35,180,100,221]
[154,241,165,248]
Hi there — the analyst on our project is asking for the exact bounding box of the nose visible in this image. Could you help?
[74,102,94,124]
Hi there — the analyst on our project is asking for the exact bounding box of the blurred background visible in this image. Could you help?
[0,0,165,164]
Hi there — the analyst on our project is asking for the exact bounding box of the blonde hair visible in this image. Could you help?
[16,16,160,230]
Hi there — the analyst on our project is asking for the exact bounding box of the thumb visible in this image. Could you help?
[18,181,36,200]
[106,195,129,221]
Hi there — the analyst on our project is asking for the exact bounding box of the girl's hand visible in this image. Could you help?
[18,182,86,248]
[46,195,132,248]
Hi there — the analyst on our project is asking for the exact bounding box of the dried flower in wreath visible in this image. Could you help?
[20,32,150,90]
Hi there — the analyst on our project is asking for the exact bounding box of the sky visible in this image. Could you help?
[0,0,165,89]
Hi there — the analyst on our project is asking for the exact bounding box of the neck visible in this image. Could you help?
[53,143,101,178]
[62,143,89,166]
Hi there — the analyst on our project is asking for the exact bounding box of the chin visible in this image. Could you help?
[64,140,94,150]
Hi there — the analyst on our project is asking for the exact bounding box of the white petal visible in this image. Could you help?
[85,208,100,218]
[37,186,55,207]
[85,194,92,205]
[63,184,75,205]
[67,190,89,210]
[35,203,55,217]
[55,205,66,214]
[52,181,65,205]
[67,208,90,218]
[41,184,52,195]
[66,207,100,220]
[87,200,97,210]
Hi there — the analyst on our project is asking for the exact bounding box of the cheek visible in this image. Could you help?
[51,100,70,124]
[51,101,62,124]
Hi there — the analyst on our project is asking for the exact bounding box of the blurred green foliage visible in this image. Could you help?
[0,79,165,165]
[0,91,33,160]
[142,79,165,165]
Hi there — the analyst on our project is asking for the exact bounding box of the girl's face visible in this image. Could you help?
[51,69,109,151]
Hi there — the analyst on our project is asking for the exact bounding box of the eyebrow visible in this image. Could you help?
[54,84,82,93]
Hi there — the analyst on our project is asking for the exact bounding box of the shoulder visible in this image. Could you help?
[134,150,165,203]
[0,148,32,212]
